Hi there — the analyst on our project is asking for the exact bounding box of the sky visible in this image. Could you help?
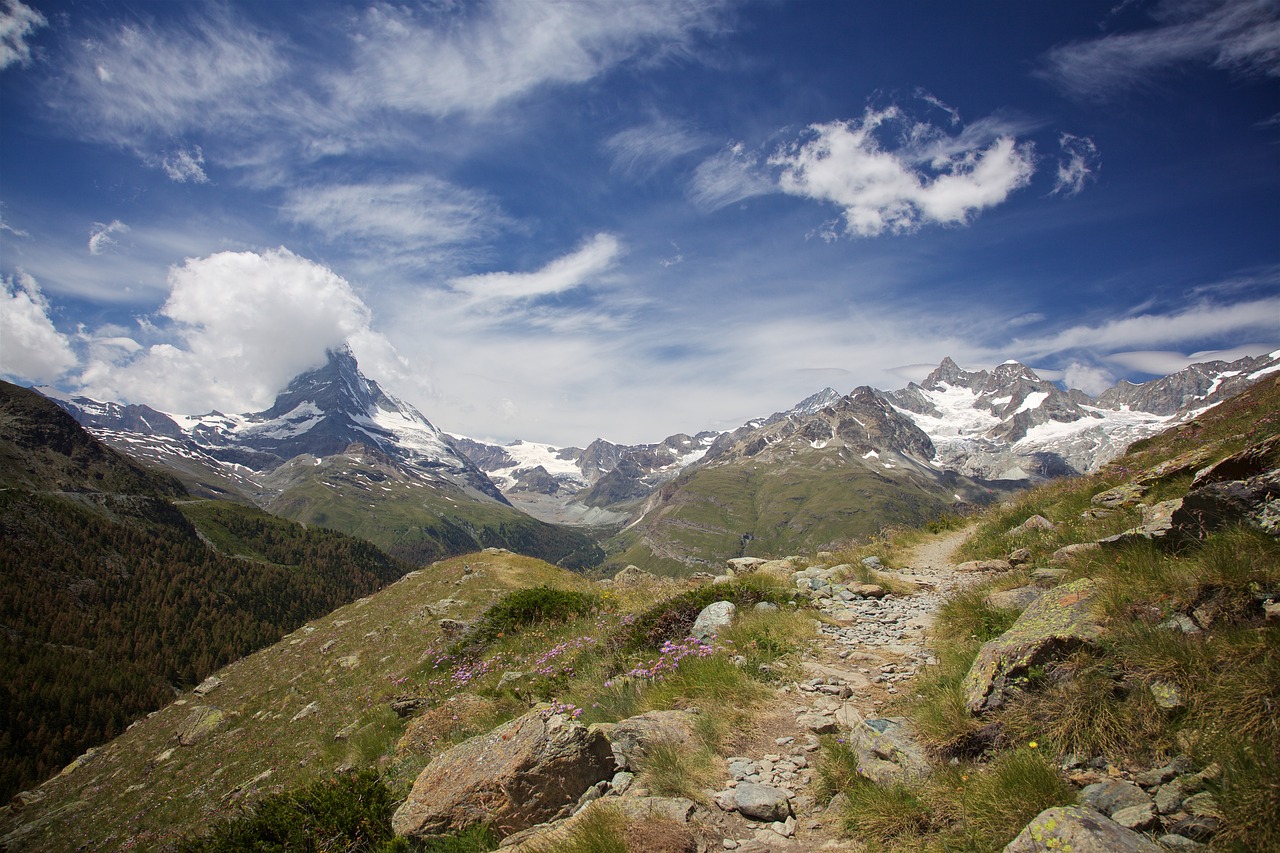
[1,0,1278,447]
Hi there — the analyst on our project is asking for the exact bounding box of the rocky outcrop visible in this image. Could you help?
[392,708,615,839]
[1004,805,1163,852]
[595,710,700,772]
[843,716,930,786]
[691,601,736,640]
[963,578,1103,714]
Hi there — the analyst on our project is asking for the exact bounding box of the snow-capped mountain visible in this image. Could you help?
[449,388,848,524]
[43,345,506,504]
[883,351,1280,480]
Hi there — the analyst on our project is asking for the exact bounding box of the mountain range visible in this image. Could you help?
[39,347,1280,573]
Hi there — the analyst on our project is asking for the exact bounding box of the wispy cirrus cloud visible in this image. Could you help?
[87,220,129,255]
[1042,0,1280,98]
[451,233,623,302]
[0,0,45,71]
[687,141,776,210]
[332,0,730,118]
[605,117,711,180]
[160,146,209,183]
[283,177,510,266]
[50,8,284,147]
[1052,133,1101,196]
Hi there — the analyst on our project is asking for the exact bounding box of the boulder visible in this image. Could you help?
[176,706,226,746]
[499,798,697,853]
[1004,806,1162,852]
[691,600,736,640]
[734,782,792,821]
[984,585,1043,611]
[1091,483,1147,509]
[843,717,929,786]
[193,675,223,696]
[727,557,769,573]
[597,710,699,772]
[1016,514,1056,531]
[963,578,1103,714]
[1079,779,1151,816]
[1008,548,1032,566]
[613,565,659,586]
[392,708,614,839]
[1050,542,1100,564]
[846,582,887,598]
[1098,499,1181,545]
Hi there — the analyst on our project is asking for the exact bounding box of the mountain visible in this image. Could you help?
[590,353,1280,573]
[0,381,411,802]
[42,347,603,569]
[602,385,1016,573]
[886,351,1280,480]
[450,390,847,527]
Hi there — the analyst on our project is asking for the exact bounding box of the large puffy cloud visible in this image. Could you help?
[0,0,45,71]
[0,271,77,383]
[769,108,1036,237]
[1042,0,1280,98]
[76,248,398,414]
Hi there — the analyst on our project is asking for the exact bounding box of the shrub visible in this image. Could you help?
[179,770,398,852]
[460,586,598,652]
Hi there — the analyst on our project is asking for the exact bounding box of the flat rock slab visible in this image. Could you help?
[845,717,929,786]
[392,708,614,839]
[963,577,1102,714]
[1005,805,1162,852]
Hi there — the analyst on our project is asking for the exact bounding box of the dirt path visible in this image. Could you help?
[699,527,976,852]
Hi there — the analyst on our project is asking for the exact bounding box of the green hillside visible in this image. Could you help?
[262,452,604,569]
[607,448,1005,575]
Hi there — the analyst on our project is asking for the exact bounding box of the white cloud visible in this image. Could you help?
[1106,344,1278,374]
[0,271,77,382]
[1042,0,1280,98]
[1012,297,1280,357]
[88,220,129,255]
[334,0,728,118]
[451,234,623,301]
[1052,133,1100,196]
[0,0,45,71]
[606,117,710,180]
[49,9,284,145]
[1063,362,1117,395]
[75,248,401,414]
[688,142,775,211]
[769,107,1036,236]
[283,177,508,264]
[161,146,209,183]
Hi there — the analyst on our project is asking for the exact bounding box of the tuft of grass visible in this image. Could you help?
[841,781,933,843]
[934,586,1020,647]
[716,607,813,681]
[948,747,1076,848]
[634,738,719,802]
[525,803,628,853]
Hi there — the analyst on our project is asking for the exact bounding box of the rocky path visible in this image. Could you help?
[702,527,976,852]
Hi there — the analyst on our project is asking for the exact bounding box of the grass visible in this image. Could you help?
[818,740,1074,852]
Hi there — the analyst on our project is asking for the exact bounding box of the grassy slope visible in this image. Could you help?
[608,451,996,575]
[264,456,604,570]
[0,553,594,852]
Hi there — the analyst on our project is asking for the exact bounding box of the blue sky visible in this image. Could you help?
[1,0,1277,446]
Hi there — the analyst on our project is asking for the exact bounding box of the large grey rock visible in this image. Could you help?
[984,585,1043,611]
[392,708,614,839]
[963,578,1103,714]
[1080,779,1151,816]
[1004,806,1162,852]
[1051,542,1100,564]
[596,709,699,772]
[691,600,736,640]
[734,782,792,821]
